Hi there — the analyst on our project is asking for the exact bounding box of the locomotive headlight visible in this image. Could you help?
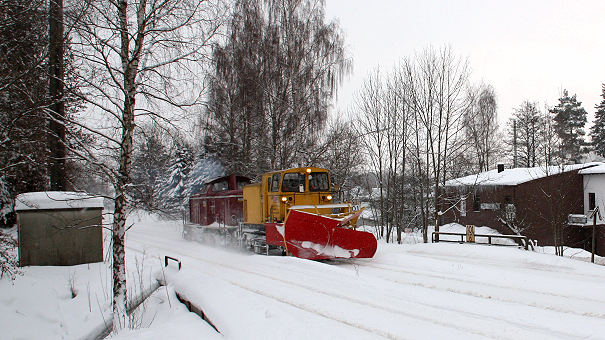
[326,195,332,201]
[306,168,312,173]
[281,196,288,202]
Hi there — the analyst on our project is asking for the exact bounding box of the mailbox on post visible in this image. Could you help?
[466,224,475,243]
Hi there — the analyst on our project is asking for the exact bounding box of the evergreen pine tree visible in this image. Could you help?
[549,89,588,163]
[157,143,194,209]
[591,84,605,158]
[130,130,170,210]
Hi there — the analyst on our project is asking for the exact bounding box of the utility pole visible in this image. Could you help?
[513,120,518,168]
[590,206,601,263]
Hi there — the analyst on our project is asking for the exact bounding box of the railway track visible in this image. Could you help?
[125,232,596,340]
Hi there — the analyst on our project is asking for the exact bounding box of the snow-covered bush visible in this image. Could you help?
[156,155,224,212]
[0,229,18,280]
[0,176,14,227]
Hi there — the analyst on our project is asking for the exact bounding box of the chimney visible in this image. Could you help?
[497,164,505,173]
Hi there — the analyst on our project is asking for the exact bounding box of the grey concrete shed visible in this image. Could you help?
[15,191,104,266]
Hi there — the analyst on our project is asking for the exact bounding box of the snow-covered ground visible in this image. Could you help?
[2,214,605,339]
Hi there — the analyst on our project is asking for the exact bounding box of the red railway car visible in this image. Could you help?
[188,174,251,227]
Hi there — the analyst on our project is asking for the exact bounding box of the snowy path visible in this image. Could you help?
[126,221,605,340]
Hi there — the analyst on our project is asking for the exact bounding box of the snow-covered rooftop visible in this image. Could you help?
[579,163,605,175]
[446,163,604,187]
[15,191,105,211]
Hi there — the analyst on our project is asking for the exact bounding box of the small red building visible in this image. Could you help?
[443,163,605,255]
[189,174,250,227]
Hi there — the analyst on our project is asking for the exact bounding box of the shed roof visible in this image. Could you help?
[445,163,604,187]
[15,191,105,211]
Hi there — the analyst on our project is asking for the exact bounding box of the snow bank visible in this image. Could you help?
[300,241,360,258]
[5,212,605,339]
[0,210,163,339]
[14,191,104,211]
[109,286,221,340]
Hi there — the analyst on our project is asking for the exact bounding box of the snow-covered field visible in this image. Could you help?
[2,214,605,339]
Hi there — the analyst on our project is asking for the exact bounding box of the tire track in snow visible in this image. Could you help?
[126,234,581,340]
[404,250,605,283]
[330,259,605,319]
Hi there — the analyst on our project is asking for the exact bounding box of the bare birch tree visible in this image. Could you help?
[464,84,499,172]
[205,0,350,176]
[354,47,471,243]
[309,116,362,201]
[70,0,222,332]
[355,70,387,238]
[404,47,469,242]
[355,68,412,243]
[506,101,542,167]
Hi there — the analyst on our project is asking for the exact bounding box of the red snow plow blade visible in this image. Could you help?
[267,209,377,260]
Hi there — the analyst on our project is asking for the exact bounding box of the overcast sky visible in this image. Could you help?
[324,0,605,125]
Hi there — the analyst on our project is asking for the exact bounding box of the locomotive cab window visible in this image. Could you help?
[270,174,280,192]
[237,178,250,190]
[282,173,305,192]
[213,180,229,191]
[309,172,329,191]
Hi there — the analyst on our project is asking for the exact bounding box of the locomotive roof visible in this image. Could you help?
[264,166,329,175]
[204,174,250,185]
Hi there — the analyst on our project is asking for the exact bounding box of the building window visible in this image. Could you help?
[589,193,596,211]
[505,204,516,222]
[473,194,480,212]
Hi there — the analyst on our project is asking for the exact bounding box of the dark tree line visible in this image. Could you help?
[0,0,92,227]
[503,89,594,169]
[0,0,48,203]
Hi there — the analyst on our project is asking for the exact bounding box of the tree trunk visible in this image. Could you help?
[48,0,66,190]
[112,0,140,331]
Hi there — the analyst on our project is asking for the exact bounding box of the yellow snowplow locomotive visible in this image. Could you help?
[242,167,376,259]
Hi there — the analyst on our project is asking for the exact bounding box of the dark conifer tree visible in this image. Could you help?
[130,126,171,210]
[591,84,605,158]
[0,0,48,225]
[549,89,588,163]
[158,143,194,209]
